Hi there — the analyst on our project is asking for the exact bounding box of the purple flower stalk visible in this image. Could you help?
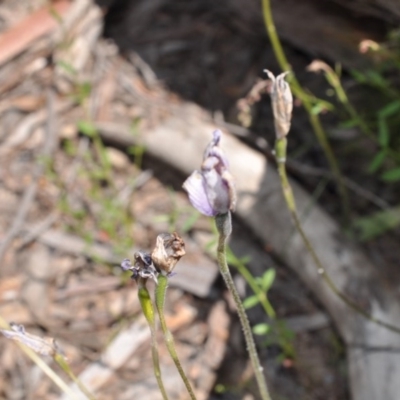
[183,130,236,217]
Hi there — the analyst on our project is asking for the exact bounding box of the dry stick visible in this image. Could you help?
[155,274,197,400]
[215,213,272,400]
[274,137,400,335]
[261,0,350,221]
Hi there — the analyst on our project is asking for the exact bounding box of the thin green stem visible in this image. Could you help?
[155,275,197,400]
[261,0,350,221]
[215,213,272,400]
[274,137,400,335]
[54,355,96,400]
[138,285,169,400]
[227,247,276,319]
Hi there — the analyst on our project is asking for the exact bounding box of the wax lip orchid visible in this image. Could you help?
[183,130,236,217]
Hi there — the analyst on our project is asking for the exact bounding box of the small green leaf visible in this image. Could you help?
[56,60,77,75]
[339,119,359,128]
[311,102,325,115]
[261,268,276,291]
[253,323,270,336]
[181,211,200,233]
[366,70,389,89]
[382,167,400,182]
[377,117,389,148]
[368,150,386,173]
[352,206,400,241]
[350,69,366,83]
[77,120,97,137]
[239,255,251,264]
[243,295,260,309]
[378,100,400,118]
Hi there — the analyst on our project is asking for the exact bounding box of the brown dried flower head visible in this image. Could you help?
[151,232,185,275]
[265,70,293,139]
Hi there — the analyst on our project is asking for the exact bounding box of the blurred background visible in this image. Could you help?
[1,0,400,399]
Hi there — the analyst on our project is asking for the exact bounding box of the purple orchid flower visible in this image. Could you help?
[183,130,236,216]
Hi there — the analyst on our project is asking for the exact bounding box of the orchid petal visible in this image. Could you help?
[183,170,215,216]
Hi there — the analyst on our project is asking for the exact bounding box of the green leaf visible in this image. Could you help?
[56,60,77,75]
[382,167,400,182]
[339,119,359,128]
[261,268,276,291]
[181,211,200,233]
[253,323,270,336]
[378,100,400,118]
[311,102,325,115]
[243,295,260,309]
[377,117,389,148]
[366,70,389,90]
[350,69,367,83]
[77,120,97,137]
[352,206,400,241]
[368,150,386,173]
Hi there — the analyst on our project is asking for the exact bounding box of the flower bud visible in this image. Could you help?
[265,70,293,139]
[151,232,185,275]
[183,130,236,216]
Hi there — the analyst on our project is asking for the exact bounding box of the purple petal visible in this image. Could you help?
[204,130,229,168]
[183,170,215,216]
[202,163,230,214]
[121,258,133,271]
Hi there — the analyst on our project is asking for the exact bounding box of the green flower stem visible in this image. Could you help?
[155,275,197,400]
[261,0,350,221]
[275,137,400,335]
[138,285,169,400]
[215,213,272,400]
[54,354,96,400]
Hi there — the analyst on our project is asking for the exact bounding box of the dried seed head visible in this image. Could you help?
[151,232,185,275]
[265,70,293,139]
[121,252,159,285]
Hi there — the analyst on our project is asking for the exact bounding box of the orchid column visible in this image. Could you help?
[183,130,272,400]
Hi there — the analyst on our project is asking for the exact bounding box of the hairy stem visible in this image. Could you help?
[155,275,197,400]
[215,213,272,400]
[138,285,169,400]
[275,137,400,335]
